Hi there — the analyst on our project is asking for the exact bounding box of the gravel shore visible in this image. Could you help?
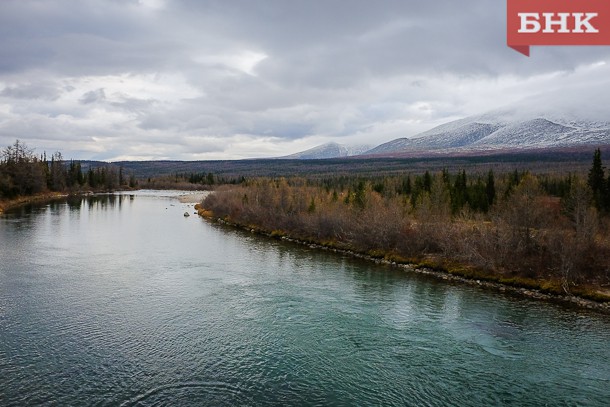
[177,191,210,203]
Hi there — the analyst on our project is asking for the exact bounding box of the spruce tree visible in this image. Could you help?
[587,148,606,210]
[451,170,467,213]
[354,181,367,209]
[423,171,432,192]
[486,170,496,207]
[402,175,412,195]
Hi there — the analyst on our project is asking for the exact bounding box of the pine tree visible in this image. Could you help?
[442,168,450,184]
[423,171,432,192]
[307,197,316,213]
[207,172,215,185]
[354,181,367,209]
[451,170,468,213]
[606,175,610,210]
[76,162,84,186]
[587,148,606,210]
[88,168,97,188]
[486,170,496,207]
[402,175,412,195]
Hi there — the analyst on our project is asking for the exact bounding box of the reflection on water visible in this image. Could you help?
[1,191,609,406]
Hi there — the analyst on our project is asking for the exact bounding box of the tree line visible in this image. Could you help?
[202,149,610,299]
[0,140,136,199]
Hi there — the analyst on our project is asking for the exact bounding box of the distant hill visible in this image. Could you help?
[364,108,610,157]
[274,98,610,160]
[102,146,608,181]
[279,142,372,159]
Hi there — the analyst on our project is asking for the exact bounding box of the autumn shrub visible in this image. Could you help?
[201,169,610,290]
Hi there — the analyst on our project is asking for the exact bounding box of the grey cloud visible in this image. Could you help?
[1,2,605,94]
[177,0,610,79]
[80,89,106,104]
[1,0,609,160]
[0,0,177,76]
[138,113,178,131]
[109,95,157,115]
[1,0,604,81]
[0,82,62,101]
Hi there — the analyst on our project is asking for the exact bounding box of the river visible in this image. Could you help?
[1,191,609,406]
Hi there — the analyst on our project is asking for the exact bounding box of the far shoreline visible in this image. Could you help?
[0,192,69,214]
[0,189,211,214]
[176,191,211,203]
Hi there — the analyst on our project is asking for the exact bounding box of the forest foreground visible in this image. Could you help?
[198,151,610,309]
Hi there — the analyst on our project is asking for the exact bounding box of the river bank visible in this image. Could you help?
[0,188,150,214]
[0,192,69,214]
[177,191,211,203]
[195,204,610,313]
[0,190,209,214]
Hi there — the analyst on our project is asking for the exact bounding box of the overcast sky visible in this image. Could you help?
[1,0,609,161]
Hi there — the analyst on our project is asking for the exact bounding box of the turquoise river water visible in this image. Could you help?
[1,191,609,406]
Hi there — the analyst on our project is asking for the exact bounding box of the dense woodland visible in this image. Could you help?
[202,149,610,299]
[0,140,136,200]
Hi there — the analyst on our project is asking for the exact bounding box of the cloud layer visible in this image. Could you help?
[1,0,609,160]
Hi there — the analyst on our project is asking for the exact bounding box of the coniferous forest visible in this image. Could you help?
[0,140,136,201]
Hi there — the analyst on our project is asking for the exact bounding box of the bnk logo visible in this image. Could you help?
[507,0,610,56]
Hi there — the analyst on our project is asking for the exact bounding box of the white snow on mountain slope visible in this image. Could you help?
[280,142,373,159]
[365,107,610,156]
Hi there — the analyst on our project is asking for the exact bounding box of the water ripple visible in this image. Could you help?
[120,382,246,407]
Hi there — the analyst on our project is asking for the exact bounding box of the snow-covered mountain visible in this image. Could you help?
[280,142,372,159]
[276,97,610,160]
[365,108,610,156]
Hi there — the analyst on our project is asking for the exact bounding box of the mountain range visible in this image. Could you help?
[281,107,610,159]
